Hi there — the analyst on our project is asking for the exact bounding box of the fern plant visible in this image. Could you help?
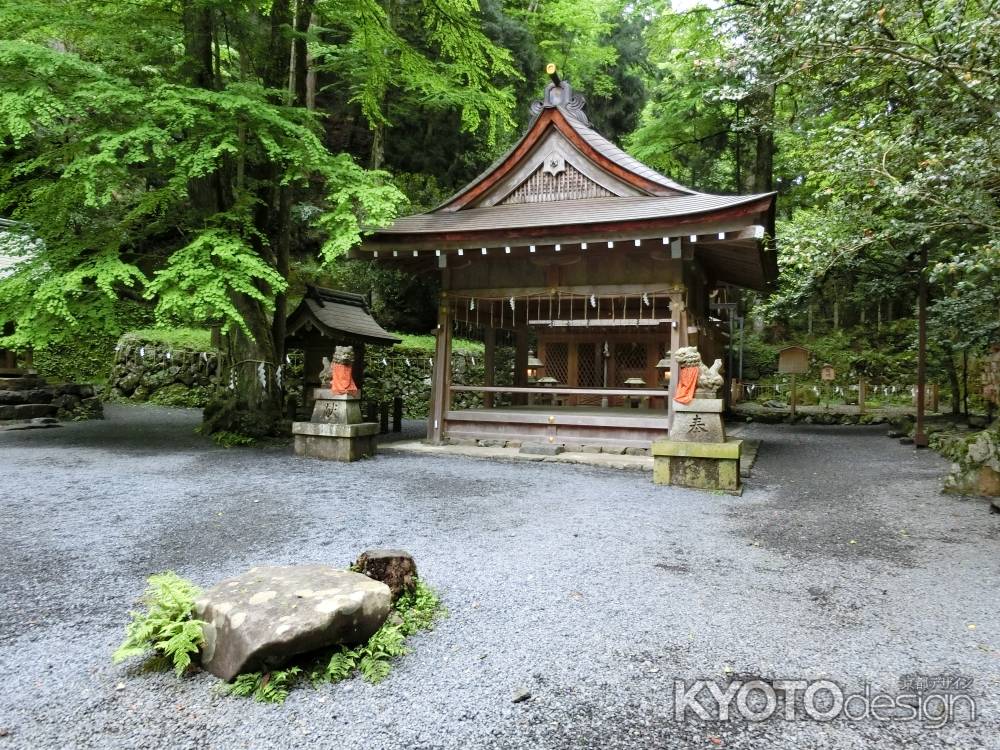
[113,572,206,677]
[222,667,303,704]
[114,572,443,702]
[211,430,257,448]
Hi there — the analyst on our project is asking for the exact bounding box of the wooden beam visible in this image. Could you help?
[450,385,670,398]
[354,210,771,255]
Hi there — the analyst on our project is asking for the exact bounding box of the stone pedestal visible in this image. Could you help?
[652,439,742,494]
[671,396,726,442]
[292,391,377,462]
[654,391,741,493]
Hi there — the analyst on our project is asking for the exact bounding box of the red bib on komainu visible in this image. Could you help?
[673,366,699,404]
[331,363,359,397]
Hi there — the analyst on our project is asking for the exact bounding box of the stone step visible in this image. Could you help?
[0,403,59,420]
[0,376,48,391]
[0,389,55,405]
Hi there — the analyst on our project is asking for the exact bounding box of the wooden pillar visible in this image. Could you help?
[428,297,453,443]
[667,293,689,429]
[483,327,496,408]
[514,327,528,406]
[392,395,403,432]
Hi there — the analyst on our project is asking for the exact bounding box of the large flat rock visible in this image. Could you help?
[194,565,391,681]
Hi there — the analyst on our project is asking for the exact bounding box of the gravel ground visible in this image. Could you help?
[1,405,998,749]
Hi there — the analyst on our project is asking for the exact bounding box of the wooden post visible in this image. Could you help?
[392,395,403,432]
[483,327,496,408]
[514,328,528,406]
[379,402,389,433]
[858,377,866,414]
[790,373,797,417]
[428,297,453,443]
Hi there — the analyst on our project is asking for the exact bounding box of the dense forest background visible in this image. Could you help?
[1,0,997,433]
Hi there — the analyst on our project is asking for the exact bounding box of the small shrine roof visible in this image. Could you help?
[286,286,401,346]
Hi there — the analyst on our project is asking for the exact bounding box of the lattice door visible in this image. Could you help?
[576,342,602,405]
[614,342,647,385]
[545,342,569,385]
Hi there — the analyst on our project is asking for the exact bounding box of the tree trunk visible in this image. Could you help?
[203,0,293,436]
[962,348,969,419]
[945,350,961,416]
[203,295,285,436]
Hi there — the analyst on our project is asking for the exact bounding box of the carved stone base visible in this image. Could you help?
[292,421,378,462]
[651,439,742,494]
[671,398,726,443]
[294,392,377,461]
[310,390,362,424]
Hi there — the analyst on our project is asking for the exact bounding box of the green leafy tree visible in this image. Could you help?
[0,0,514,435]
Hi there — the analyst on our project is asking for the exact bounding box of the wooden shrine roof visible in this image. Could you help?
[357,77,777,291]
[372,193,772,235]
[285,286,400,346]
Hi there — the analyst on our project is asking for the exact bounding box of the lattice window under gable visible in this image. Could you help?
[500,163,614,205]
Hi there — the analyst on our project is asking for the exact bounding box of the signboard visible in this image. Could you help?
[778,346,810,375]
[820,364,836,382]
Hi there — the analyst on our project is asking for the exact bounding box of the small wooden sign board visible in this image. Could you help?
[778,346,810,375]
[821,364,836,382]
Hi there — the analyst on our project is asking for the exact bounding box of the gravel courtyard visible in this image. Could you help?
[1,405,998,749]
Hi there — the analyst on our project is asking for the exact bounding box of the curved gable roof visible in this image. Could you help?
[435,105,697,212]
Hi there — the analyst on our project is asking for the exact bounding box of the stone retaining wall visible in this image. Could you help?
[108,333,513,417]
[108,337,222,407]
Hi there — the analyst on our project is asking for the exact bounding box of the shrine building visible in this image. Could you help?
[352,73,777,449]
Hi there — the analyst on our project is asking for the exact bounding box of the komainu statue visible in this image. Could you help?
[673,346,723,403]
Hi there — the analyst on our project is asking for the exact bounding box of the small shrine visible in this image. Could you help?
[354,69,777,452]
[284,285,400,417]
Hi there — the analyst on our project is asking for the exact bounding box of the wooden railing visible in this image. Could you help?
[449,385,669,399]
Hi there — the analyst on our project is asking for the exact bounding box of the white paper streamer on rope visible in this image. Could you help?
[382,357,388,366]
[276,367,283,389]
[509,296,515,311]
[229,371,236,390]
[404,358,411,366]
[139,346,145,358]
[257,362,267,388]
[590,294,596,308]
[166,351,172,360]
[201,352,208,362]
[643,292,650,306]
